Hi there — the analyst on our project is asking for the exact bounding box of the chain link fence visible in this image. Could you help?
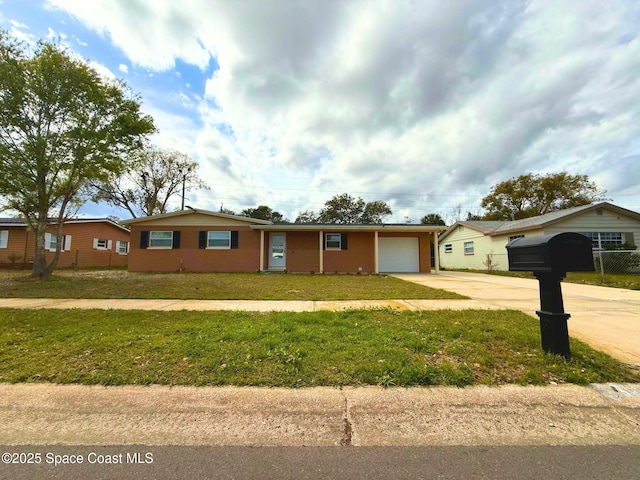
[593,250,640,276]
[458,250,640,282]
[0,249,128,270]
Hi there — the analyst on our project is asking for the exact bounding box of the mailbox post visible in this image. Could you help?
[534,272,571,359]
[506,233,595,360]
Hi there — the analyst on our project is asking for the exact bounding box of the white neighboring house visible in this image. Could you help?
[438,202,640,271]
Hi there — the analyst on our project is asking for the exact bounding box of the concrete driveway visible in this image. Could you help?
[393,272,640,366]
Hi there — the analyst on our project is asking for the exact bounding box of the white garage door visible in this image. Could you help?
[379,237,419,272]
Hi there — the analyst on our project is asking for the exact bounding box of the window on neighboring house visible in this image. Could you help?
[47,234,57,251]
[508,234,525,243]
[464,241,474,255]
[116,241,129,255]
[325,233,341,250]
[93,238,112,250]
[44,233,71,252]
[0,230,8,249]
[149,231,174,248]
[582,232,623,250]
[444,243,452,253]
[208,231,231,249]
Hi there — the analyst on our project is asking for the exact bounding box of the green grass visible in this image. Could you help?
[565,271,640,290]
[452,269,640,290]
[0,308,636,387]
[0,271,466,300]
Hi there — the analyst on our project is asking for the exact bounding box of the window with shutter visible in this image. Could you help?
[149,231,173,248]
[116,241,129,255]
[325,233,341,249]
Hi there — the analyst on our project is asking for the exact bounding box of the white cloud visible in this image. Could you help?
[40,0,640,218]
[45,0,211,70]
[118,63,128,74]
[87,61,116,81]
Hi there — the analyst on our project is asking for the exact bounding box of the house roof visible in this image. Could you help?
[121,208,274,226]
[251,223,444,232]
[122,208,446,231]
[0,217,129,232]
[0,218,29,227]
[439,202,640,241]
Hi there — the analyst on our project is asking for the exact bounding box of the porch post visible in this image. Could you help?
[374,230,379,274]
[433,230,440,274]
[319,230,324,273]
[260,230,265,272]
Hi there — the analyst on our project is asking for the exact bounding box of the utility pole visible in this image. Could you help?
[180,166,192,211]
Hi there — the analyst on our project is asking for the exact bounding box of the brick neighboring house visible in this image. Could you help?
[0,218,131,269]
[123,209,445,274]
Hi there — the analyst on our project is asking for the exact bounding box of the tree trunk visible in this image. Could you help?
[31,220,50,279]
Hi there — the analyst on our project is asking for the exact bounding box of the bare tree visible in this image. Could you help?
[93,146,208,218]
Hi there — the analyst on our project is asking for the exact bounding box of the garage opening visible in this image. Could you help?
[378,237,419,272]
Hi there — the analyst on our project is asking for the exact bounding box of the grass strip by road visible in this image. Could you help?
[0,271,465,300]
[458,269,640,291]
[1,308,636,387]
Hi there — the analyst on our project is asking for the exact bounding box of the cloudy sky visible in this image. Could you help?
[2,0,640,222]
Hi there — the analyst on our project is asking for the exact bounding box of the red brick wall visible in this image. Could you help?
[129,225,261,272]
[0,227,29,265]
[281,232,320,272]
[323,232,375,273]
[0,222,130,268]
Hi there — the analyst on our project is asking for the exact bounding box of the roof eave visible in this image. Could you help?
[121,209,273,226]
[251,224,444,232]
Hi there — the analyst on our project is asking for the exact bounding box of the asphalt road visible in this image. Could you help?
[2,445,640,480]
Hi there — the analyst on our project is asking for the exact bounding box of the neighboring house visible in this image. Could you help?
[122,209,445,273]
[0,218,131,268]
[438,202,640,271]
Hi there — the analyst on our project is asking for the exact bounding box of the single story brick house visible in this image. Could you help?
[0,218,131,268]
[122,209,445,273]
[438,202,640,271]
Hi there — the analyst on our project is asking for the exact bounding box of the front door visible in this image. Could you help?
[268,233,286,270]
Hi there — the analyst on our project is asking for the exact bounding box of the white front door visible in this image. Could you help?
[268,233,286,269]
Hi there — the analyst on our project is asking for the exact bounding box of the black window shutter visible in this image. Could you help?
[140,230,149,249]
[231,231,239,249]
[172,231,181,249]
[198,231,207,249]
[341,233,348,250]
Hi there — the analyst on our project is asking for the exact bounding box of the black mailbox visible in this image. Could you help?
[506,232,595,275]
[505,232,595,360]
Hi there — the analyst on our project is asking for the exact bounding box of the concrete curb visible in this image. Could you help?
[1,383,639,447]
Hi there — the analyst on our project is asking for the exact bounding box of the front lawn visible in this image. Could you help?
[0,308,636,387]
[0,271,466,300]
